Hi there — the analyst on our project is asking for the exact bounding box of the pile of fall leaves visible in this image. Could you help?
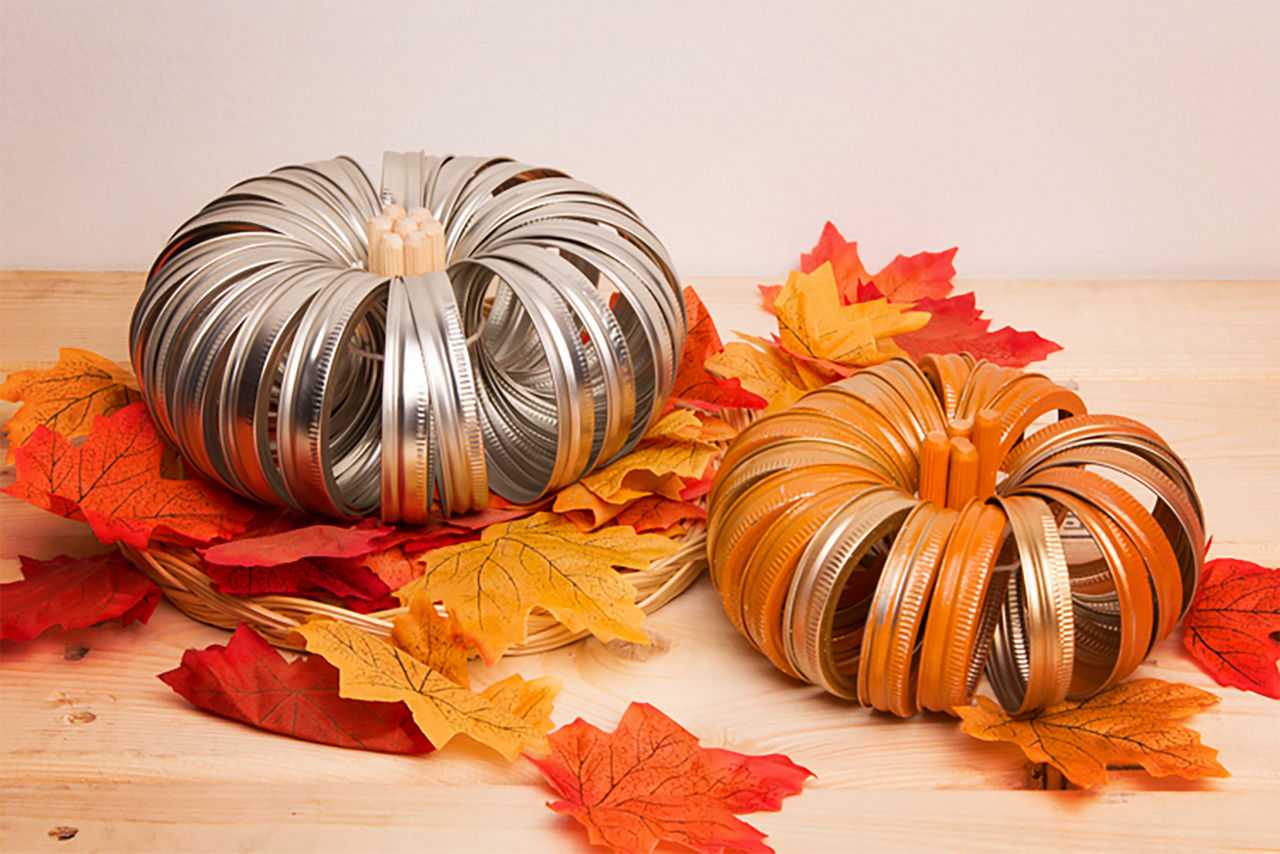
[2,225,1277,854]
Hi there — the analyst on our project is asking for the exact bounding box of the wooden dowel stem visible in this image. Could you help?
[365,216,394,275]
[377,232,405,277]
[404,231,429,277]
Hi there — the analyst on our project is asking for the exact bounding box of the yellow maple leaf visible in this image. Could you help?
[774,263,929,366]
[398,512,679,663]
[572,439,716,505]
[642,409,705,442]
[0,348,141,463]
[642,409,737,444]
[553,482,628,529]
[955,678,1230,788]
[391,590,472,688]
[704,338,808,413]
[292,619,549,759]
[481,674,562,734]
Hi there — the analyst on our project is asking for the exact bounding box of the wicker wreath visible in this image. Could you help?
[707,354,1204,716]
[120,528,709,655]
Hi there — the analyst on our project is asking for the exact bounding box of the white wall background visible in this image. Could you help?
[1,0,1276,279]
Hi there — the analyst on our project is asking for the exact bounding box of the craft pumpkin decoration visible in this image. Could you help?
[130,152,685,522]
[707,354,1204,716]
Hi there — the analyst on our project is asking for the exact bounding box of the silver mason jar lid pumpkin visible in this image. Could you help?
[130,152,684,522]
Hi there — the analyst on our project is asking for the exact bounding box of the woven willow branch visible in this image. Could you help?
[119,525,708,654]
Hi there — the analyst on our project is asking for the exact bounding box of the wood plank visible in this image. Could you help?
[3,786,1277,853]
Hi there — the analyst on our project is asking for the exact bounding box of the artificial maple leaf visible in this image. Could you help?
[482,673,562,734]
[955,678,1229,788]
[554,482,632,529]
[0,348,141,463]
[1,553,160,641]
[199,521,393,567]
[773,263,929,368]
[201,555,391,602]
[443,496,548,531]
[362,546,422,591]
[292,619,549,759]
[890,290,1062,368]
[704,338,808,414]
[679,474,714,502]
[1183,558,1280,698]
[398,512,678,663]
[800,222,958,304]
[762,228,1060,369]
[391,590,473,687]
[570,437,718,506]
[553,412,727,529]
[159,624,433,754]
[668,287,767,412]
[527,702,813,854]
[613,495,706,533]
[643,409,705,442]
[3,402,254,549]
[643,410,738,445]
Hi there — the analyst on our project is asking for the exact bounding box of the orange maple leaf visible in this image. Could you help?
[397,512,678,663]
[361,546,422,591]
[955,678,1229,788]
[527,702,813,854]
[801,221,958,304]
[612,494,706,533]
[3,401,255,549]
[0,348,141,463]
[668,287,767,412]
[1183,558,1280,698]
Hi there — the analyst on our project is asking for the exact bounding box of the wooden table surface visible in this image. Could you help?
[1,271,1278,853]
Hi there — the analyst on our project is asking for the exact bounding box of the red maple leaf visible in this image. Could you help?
[200,521,393,567]
[526,702,813,854]
[1,552,161,641]
[202,555,391,603]
[891,291,1063,367]
[3,402,255,549]
[1183,558,1280,699]
[669,287,767,412]
[159,624,434,754]
[679,473,715,503]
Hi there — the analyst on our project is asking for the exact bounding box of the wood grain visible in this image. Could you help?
[2,271,1278,853]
